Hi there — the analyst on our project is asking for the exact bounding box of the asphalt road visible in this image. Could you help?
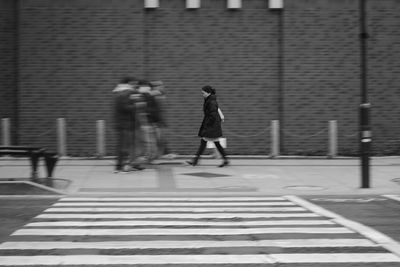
[0,195,399,266]
[305,195,400,243]
[0,198,58,242]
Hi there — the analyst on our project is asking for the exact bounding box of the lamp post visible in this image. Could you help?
[359,0,371,188]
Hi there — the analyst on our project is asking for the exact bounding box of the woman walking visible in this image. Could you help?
[186,85,229,167]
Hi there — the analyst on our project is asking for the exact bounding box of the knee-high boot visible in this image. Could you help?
[187,139,207,166]
[214,141,229,167]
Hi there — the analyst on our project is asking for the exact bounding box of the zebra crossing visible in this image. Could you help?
[0,196,400,266]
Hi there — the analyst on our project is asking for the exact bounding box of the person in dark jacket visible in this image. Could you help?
[113,77,144,172]
[186,85,229,167]
[150,80,173,158]
[135,80,158,163]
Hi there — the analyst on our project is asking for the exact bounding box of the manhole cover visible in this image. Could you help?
[183,172,231,178]
[391,178,400,184]
[284,185,326,191]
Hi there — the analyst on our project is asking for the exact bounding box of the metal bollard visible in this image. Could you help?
[1,118,11,146]
[57,118,67,156]
[186,0,200,9]
[271,120,280,157]
[328,120,338,158]
[145,0,159,8]
[96,120,106,157]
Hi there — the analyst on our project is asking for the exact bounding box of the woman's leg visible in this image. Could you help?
[187,139,207,166]
[115,129,129,172]
[115,129,124,171]
[214,141,229,167]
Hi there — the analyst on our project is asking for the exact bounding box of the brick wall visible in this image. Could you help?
[17,0,279,155]
[144,0,279,154]
[0,0,17,144]
[5,0,400,156]
[18,0,145,155]
[368,0,400,155]
[283,0,360,155]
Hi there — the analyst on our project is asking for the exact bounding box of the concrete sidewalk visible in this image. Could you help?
[0,156,400,196]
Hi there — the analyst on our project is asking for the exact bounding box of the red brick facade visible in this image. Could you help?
[1,0,399,156]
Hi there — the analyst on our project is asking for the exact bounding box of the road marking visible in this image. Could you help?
[2,195,398,265]
[384,194,400,202]
[25,219,334,227]
[0,255,276,265]
[0,253,399,265]
[0,239,379,250]
[12,227,353,236]
[59,197,286,202]
[53,201,296,206]
[44,207,306,212]
[285,195,400,258]
[36,212,321,219]
[270,253,400,263]
[311,197,387,203]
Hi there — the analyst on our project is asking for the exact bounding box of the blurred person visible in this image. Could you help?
[136,80,158,163]
[112,77,144,172]
[127,80,147,163]
[186,85,229,167]
[149,80,174,159]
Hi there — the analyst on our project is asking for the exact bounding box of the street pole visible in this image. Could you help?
[359,0,371,188]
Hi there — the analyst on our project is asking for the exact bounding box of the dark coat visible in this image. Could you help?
[113,90,136,130]
[141,92,162,125]
[198,95,223,138]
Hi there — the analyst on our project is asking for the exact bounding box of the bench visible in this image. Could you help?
[0,146,58,179]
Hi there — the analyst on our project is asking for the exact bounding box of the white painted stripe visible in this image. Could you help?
[60,197,286,202]
[36,213,321,219]
[0,255,276,265]
[0,239,378,250]
[285,196,345,219]
[44,207,305,212]
[53,201,296,207]
[0,254,399,265]
[12,227,353,236]
[286,195,400,259]
[270,253,400,263]
[26,219,334,227]
[384,194,400,202]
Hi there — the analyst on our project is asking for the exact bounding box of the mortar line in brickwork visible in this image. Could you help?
[223,126,271,138]
[282,128,328,139]
[14,0,20,145]
[340,132,359,138]
[143,9,150,79]
[277,7,285,154]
